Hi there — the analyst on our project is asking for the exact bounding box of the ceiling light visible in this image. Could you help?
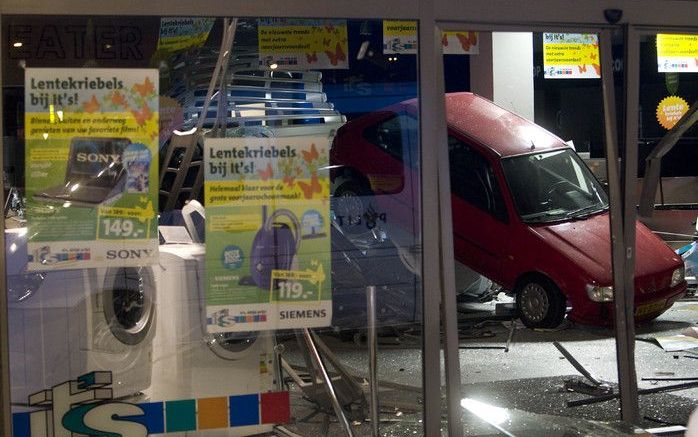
[13,42,22,48]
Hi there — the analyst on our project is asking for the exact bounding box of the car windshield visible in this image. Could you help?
[501,149,608,223]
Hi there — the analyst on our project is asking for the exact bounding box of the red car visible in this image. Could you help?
[330,92,687,328]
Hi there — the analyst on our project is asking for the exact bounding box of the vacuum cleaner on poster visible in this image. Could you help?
[24,68,159,271]
[204,136,332,332]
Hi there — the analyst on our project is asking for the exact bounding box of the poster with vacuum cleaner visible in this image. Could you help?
[204,136,332,332]
[24,68,159,270]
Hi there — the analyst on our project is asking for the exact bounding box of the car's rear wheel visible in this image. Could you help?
[516,277,566,328]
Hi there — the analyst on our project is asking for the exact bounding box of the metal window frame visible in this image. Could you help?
[0,4,446,437]
[433,20,647,428]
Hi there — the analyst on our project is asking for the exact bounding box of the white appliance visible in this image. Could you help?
[148,243,276,436]
[6,228,156,404]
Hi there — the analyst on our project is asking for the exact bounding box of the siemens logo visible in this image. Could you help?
[279,309,326,320]
[76,152,121,164]
[106,249,154,260]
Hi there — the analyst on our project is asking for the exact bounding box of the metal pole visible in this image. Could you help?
[301,328,355,437]
[600,27,640,424]
[418,4,448,436]
[620,24,641,425]
[433,22,464,437]
[366,286,379,437]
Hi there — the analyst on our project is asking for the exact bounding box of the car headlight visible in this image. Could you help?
[670,266,685,288]
[586,284,614,302]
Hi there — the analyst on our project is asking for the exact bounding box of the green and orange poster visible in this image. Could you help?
[25,68,159,270]
[204,136,332,332]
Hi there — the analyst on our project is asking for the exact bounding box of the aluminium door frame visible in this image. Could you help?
[433,20,644,426]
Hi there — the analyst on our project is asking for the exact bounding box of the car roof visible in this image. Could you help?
[399,92,569,158]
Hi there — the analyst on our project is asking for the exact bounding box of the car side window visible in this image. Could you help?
[363,113,418,168]
[448,135,508,222]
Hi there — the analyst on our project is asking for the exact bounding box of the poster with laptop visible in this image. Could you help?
[204,136,332,332]
[25,68,159,270]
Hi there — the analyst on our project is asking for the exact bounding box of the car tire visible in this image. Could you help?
[515,276,566,329]
[333,179,370,233]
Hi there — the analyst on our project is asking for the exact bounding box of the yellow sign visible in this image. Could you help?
[543,33,600,79]
[656,96,689,130]
[258,19,348,69]
[383,21,418,54]
[657,34,698,72]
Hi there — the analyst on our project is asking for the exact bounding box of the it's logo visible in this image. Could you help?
[28,371,147,437]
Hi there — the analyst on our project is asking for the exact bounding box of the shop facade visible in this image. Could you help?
[0,1,697,436]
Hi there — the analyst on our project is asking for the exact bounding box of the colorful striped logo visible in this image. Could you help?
[12,388,289,436]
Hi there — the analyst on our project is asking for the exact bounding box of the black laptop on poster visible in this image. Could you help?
[33,137,131,207]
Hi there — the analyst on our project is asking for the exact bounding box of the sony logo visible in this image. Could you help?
[106,249,154,260]
[76,152,121,164]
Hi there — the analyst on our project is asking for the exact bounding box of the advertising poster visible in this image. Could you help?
[383,20,418,54]
[257,18,349,70]
[382,20,479,55]
[204,136,332,332]
[25,68,159,270]
[543,33,600,79]
[657,33,698,73]
[157,17,215,53]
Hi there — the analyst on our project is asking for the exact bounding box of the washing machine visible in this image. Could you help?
[6,228,156,404]
[148,242,276,436]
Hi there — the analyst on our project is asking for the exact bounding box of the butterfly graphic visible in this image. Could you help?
[590,52,598,61]
[297,173,321,199]
[323,38,331,47]
[442,33,449,47]
[455,32,478,52]
[258,163,273,180]
[131,104,152,126]
[306,52,318,64]
[302,144,319,163]
[325,24,335,34]
[592,64,601,76]
[456,33,471,51]
[83,95,100,113]
[325,42,346,66]
[578,65,588,73]
[111,91,128,108]
[134,77,155,97]
[277,157,297,187]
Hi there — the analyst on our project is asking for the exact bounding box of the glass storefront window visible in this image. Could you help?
[2,16,425,436]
